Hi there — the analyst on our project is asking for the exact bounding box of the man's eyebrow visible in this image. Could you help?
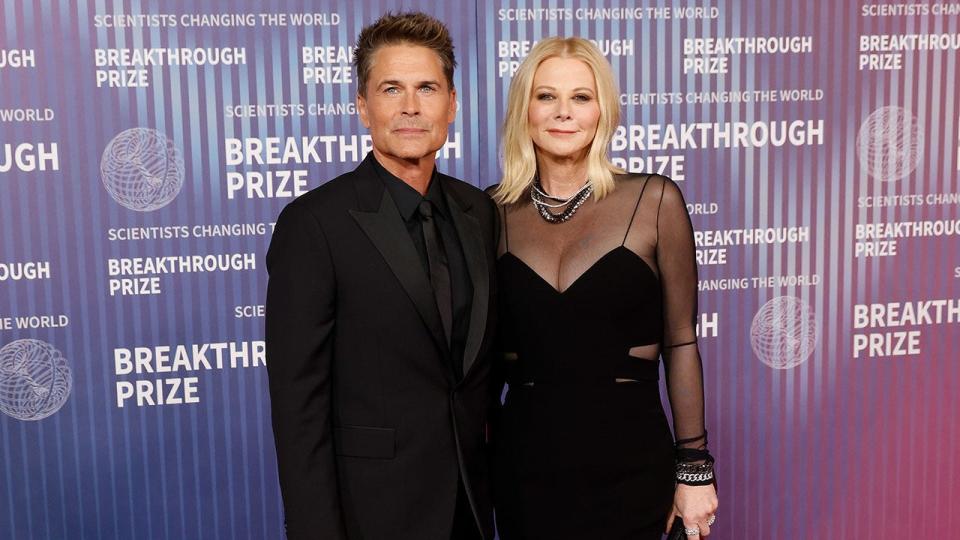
[377,79,441,87]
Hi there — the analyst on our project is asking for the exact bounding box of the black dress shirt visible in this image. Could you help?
[373,157,473,381]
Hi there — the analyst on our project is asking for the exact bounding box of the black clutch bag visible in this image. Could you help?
[667,518,689,540]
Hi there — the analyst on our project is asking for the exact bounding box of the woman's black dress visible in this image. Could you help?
[493,175,709,540]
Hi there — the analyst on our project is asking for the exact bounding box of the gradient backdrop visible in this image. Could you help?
[2,1,959,538]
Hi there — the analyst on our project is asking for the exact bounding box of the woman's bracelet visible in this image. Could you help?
[675,460,715,486]
[674,430,716,486]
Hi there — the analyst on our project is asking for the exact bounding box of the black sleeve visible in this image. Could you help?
[265,201,346,540]
[656,178,709,454]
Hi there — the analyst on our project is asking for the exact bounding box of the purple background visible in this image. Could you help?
[2,1,959,538]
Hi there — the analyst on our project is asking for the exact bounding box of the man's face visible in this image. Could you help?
[358,44,457,164]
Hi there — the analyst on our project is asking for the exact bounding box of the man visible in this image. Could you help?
[265,12,498,540]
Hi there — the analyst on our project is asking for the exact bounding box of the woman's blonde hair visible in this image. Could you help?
[493,37,624,205]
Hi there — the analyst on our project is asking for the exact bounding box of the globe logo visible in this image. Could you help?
[750,296,818,370]
[100,127,185,211]
[856,106,923,181]
[0,339,73,421]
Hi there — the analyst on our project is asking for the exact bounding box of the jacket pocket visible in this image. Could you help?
[334,425,396,459]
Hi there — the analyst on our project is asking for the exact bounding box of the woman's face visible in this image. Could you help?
[527,56,601,162]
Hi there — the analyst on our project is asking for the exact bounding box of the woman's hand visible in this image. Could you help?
[665,483,718,538]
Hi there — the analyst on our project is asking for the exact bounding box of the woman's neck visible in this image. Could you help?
[536,154,590,199]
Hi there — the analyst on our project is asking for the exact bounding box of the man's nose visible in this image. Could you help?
[400,91,420,115]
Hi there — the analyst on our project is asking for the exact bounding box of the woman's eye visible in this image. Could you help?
[574,94,592,102]
[536,93,555,101]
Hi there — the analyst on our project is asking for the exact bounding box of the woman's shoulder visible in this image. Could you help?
[609,173,690,218]
[484,183,526,210]
[483,183,508,211]
[614,172,683,195]
[613,171,673,184]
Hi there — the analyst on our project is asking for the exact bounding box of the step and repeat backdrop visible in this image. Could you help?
[2,0,958,538]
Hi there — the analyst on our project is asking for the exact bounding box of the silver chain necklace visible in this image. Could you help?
[532,180,592,205]
[530,178,593,223]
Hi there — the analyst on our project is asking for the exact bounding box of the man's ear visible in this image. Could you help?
[357,91,371,128]
[447,87,457,124]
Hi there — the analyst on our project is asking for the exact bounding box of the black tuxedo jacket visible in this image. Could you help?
[265,154,499,540]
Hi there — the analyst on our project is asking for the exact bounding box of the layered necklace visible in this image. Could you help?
[530,176,593,223]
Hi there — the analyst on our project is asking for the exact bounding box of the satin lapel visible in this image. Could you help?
[350,189,450,359]
[445,185,490,379]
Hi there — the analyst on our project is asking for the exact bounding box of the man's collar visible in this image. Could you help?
[370,154,447,221]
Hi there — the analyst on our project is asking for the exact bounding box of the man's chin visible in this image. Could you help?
[379,144,441,162]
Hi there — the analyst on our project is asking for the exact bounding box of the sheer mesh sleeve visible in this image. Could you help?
[655,178,708,455]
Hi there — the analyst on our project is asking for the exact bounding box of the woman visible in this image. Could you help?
[491,37,719,539]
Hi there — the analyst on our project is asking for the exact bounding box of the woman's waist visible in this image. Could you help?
[503,351,661,386]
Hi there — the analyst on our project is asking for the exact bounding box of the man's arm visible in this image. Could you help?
[265,201,345,540]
